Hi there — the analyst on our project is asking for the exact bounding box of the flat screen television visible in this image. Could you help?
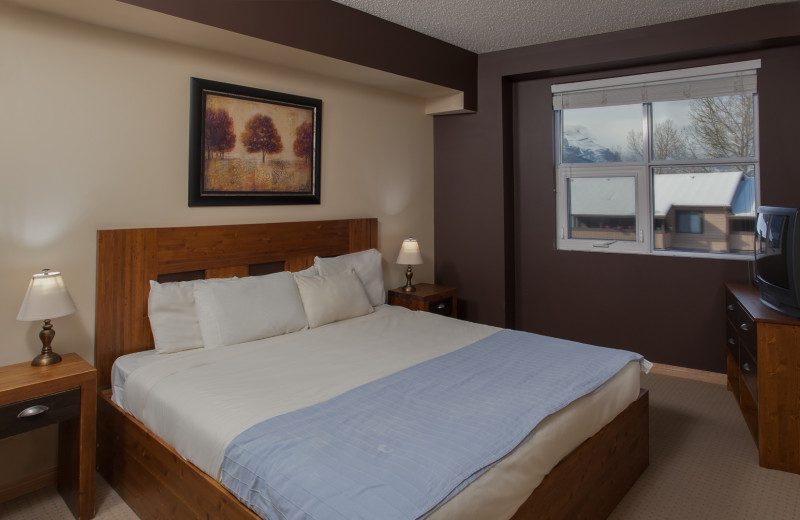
[754,206,800,318]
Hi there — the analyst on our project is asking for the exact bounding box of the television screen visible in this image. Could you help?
[756,213,790,289]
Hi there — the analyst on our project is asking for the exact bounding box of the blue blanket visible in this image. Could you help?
[221,329,642,520]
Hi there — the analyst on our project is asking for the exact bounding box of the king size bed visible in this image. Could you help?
[95,218,649,520]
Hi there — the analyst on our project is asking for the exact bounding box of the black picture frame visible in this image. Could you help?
[188,78,322,206]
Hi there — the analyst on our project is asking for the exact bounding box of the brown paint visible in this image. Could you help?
[117,0,478,110]
[435,2,800,372]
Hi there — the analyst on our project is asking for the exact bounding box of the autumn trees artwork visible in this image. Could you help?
[189,78,321,206]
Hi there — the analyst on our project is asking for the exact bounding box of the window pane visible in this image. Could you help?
[676,211,703,233]
[653,166,756,253]
[568,177,636,241]
[651,95,755,160]
[561,105,642,163]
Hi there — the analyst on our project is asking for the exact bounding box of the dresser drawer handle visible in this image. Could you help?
[727,304,735,311]
[739,323,751,332]
[17,405,49,419]
[728,337,736,345]
[436,303,446,310]
[742,362,754,373]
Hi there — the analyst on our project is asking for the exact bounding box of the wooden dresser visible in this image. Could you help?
[725,283,800,474]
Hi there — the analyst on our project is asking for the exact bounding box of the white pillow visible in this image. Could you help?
[295,270,373,328]
[314,248,385,306]
[148,279,206,354]
[193,271,308,348]
[293,265,318,277]
[148,277,238,353]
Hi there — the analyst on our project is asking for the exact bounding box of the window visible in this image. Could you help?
[554,61,759,257]
[676,211,703,234]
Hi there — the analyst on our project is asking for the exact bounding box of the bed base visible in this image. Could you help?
[94,219,648,519]
[97,388,648,520]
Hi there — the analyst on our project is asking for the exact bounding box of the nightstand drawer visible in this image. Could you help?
[428,297,453,317]
[0,388,81,439]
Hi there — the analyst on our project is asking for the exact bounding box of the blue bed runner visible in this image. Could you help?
[221,329,642,520]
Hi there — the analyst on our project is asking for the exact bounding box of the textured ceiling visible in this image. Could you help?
[331,0,791,53]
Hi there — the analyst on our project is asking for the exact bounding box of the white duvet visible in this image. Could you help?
[114,305,641,520]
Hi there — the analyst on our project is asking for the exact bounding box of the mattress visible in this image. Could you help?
[113,304,643,520]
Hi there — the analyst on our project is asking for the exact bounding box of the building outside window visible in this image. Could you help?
[553,61,759,257]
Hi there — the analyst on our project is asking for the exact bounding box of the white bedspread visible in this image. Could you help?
[115,305,641,520]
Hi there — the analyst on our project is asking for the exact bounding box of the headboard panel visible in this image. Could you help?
[95,218,378,387]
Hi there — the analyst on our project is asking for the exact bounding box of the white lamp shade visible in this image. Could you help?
[396,238,423,265]
[17,270,78,321]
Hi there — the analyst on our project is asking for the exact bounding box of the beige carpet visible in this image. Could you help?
[2,372,798,519]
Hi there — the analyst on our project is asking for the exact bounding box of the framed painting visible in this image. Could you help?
[188,78,321,206]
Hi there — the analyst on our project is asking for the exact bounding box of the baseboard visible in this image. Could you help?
[649,363,727,385]
[0,467,57,503]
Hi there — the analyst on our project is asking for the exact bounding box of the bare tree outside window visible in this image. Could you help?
[626,119,693,161]
[689,95,755,164]
[623,94,754,169]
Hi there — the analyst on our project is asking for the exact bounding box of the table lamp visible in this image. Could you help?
[17,269,77,366]
[396,238,423,292]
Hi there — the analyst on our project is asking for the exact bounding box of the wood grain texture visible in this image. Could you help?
[0,353,96,519]
[387,283,457,317]
[726,283,800,474]
[95,219,377,387]
[513,390,649,520]
[97,391,260,520]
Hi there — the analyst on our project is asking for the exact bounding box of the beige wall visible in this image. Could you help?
[0,4,435,488]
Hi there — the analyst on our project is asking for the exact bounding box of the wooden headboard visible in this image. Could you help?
[94,218,377,387]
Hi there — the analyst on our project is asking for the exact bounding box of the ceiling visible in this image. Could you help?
[332,0,791,53]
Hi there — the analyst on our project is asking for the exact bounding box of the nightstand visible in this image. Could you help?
[0,353,97,519]
[388,283,457,318]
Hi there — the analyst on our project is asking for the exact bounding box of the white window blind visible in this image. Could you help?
[552,60,760,110]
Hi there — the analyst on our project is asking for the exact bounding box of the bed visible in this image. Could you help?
[95,218,649,520]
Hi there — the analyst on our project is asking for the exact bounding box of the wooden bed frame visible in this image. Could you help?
[94,218,649,520]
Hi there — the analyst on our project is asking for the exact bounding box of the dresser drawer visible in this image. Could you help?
[727,296,757,360]
[725,321,740,364]
[740,348,758,403]
[737,317,757,361]
[0,388,81,440]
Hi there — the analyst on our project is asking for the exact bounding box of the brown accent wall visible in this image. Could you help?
[119,0,478,110]
[434,2,800,372]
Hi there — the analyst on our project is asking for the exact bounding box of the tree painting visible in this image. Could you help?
[293,121,313,165]
[241,114,284,163]
[191,79,320,203]
[204,108,236,160]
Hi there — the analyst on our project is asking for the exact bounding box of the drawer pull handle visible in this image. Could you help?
[742,362,754,373]
[436,303,446,310]
[727,304,735,311]
[728,337,736,345]
[739,323,750,332]
[17,405,49,419]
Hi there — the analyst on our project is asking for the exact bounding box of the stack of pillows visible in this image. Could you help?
[147,249,385,354]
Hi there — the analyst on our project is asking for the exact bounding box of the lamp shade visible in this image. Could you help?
[17,270,77,321]
[396,238,423,265]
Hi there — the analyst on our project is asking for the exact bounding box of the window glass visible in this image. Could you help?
[651,95,755,160]
[554,64,759,258]
[561,105,642,163]
[652,166,756,253]
[568,177,636,241]
[676,211,703,234]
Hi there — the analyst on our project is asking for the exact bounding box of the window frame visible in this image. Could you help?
[553,67,760,260]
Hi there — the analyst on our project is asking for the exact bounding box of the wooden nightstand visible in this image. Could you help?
[0,353,97,519]
[388,283,457,318]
